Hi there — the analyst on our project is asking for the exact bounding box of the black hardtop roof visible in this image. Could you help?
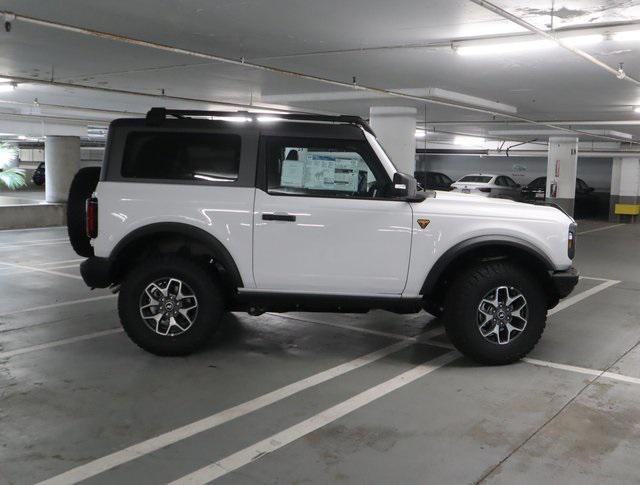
[142,107,375,135]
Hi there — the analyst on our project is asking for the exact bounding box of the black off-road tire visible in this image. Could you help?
[67,167,101,257]
[443,261,547,365]
[118,256,224,356]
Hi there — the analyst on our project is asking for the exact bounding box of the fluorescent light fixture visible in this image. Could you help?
[415,129,426,138]
[613,30,640,42]
[456,39,552,56]
[454,135,485,146]
[212,116,252,122]
[456,33,603,56]
[635,107,640,113]
[17,135,27,140]
[257,116,284,122]
[562,34,604,46]
[0,83,16,93]
[0,77,12,83]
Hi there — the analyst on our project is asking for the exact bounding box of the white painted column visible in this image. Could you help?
[44,136,80,203]
[609,157,640,222]
[546,137,578,215]
[369,106,417,175]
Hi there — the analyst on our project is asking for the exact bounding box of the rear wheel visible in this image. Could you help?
[118,256,224,356]
[443,261,547,365]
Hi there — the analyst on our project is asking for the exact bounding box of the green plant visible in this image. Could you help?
[0,142,25,190]
[0,167,26,189]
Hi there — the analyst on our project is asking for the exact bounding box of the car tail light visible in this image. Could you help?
[86,197,98,239]
[568,223,577,259]
[478,188,491,193]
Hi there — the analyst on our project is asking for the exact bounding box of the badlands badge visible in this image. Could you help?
[417,219,430,229]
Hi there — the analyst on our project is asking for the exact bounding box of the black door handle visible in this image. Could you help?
[262,213,296,222]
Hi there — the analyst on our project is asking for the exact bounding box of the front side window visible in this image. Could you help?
[264,137,391,198]
[122,132,241,182]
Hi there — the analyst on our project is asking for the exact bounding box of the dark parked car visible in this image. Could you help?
[414,171,453,191]
[521,177,597,216]
[32,162,45,186]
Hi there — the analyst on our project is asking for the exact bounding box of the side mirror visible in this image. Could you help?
[393,172,425,202]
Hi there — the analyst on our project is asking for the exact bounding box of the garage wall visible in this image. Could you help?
[416,155,612,192]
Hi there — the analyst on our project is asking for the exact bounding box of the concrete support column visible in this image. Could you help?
[609,157,640,222]
[546,137,578,216]
[369,106,417,175]
[45,136,80,203]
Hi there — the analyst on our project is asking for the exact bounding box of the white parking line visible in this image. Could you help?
[577,224,624,235]
[34,328,445,485]
[2,294,117,318]
[0,261,82,280]
[0,240,70,250]
[0,226,65,234]
[168,351,459,485]
[0,328,123,360]
[548,278,620,315]
[0,237,69,247]
[270,313,428,342]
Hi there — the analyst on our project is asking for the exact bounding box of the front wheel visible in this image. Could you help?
[443,261,547,365]
[118,256,224,356]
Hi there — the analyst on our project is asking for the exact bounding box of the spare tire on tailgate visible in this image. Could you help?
[67,167,101,257]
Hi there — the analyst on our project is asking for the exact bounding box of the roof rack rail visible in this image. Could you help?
[145,107,374,134]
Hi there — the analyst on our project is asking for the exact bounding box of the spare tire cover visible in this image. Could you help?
[67,167,101,257]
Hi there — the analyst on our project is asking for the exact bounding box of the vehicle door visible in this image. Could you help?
[253,135,413,294]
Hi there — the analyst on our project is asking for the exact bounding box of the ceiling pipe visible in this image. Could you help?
[1,11,637,146]
[253,19,640,61]
[468,0,640,87]
[420,120,640,126]
[0,72,299,114]
[420,149,640,158]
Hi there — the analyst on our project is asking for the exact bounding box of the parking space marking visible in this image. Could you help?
[35,328,444,485]
[0,261,82,280]
[168,351,459,485]
[0,226,65,234]
[0,328,123,360]
[548,278,620,315]
[2,294,117,318]
[0,240,70,251]
[0,237,69,247]
[269,313,429,342]
[40,258,85,266]
[577,224,624,235]
[522,358,640,385]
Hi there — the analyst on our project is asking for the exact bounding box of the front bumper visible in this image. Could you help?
[550,267,579,298]
[80,257,114,288]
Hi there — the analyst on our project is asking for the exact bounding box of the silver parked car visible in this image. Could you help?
[451,173,522,201]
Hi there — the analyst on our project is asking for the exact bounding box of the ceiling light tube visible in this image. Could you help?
[613,30,640,42]
[454,135,485,146]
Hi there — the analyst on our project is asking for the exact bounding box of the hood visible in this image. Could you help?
[415,190,574,223]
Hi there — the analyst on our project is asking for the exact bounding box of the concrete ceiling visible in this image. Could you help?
[0,0,638,146]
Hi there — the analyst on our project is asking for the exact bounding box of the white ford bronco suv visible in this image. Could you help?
[67,108,578,364]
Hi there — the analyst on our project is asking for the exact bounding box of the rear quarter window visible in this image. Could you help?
[121,132,241,182]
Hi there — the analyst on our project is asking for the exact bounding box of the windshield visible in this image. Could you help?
[459,175,492,183]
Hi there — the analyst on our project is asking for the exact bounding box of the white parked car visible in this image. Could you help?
[66,108,578,365]
[451,173,522,201]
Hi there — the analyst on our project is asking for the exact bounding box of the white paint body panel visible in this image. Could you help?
[252,189,412,294]
[404,190,574,296]
[93,157,574,298]
[92,181,256,288]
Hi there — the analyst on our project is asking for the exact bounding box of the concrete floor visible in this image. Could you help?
[1,221,639,484]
